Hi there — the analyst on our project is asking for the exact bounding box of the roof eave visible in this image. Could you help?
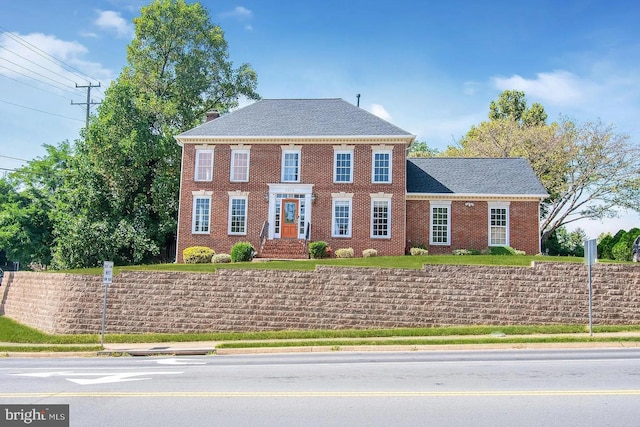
[175,134,416,144]
[406,192,549,200]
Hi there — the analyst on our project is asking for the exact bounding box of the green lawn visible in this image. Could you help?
[56,254,587,276]
[2,315,639,345]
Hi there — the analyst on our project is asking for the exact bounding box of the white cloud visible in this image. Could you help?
[0,32,114,95]
[493,71,588,106]
[95,10,134,39]
[463,81,481,96]
[219,6,254,30]
[369,103,391,121]
[220,6,253,20]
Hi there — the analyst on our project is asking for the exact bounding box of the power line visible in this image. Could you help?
[0,64,81,98]
[71,82,102,128]
[0,44,81,87]
[0,57,79,92]
[0,98,84,122]
[0,154,29,162]
[0,27,102,85]
[0,72,82,100]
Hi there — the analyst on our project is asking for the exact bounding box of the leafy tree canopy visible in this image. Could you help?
[407,141,439,157]
[47,0,260,269]
[445,90,640,246]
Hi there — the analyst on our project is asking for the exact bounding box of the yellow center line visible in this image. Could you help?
[1,390,640,398]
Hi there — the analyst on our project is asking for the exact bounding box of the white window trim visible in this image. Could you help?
[430,201,451,246]
[488,201,510,247]
[370,193,392,239]
[281,147,301,183]
[228,192,249,235]
[230,148,251,182]
[194,149,214,182]
[192,193,212,234]
[333,147,354,183]
[331,192,354,238]
[371,148,393,183]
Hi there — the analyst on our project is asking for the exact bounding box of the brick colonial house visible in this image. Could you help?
[174,98,547,261]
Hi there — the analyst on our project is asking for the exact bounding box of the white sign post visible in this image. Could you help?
[584,240,597,336]
[101,261,113,346]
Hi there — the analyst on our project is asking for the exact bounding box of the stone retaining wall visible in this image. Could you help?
[2,262,640,334]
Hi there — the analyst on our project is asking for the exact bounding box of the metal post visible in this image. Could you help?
[584,239,596,337]
[101,286,107,346]
[588,261,593,336]
[101,261,113,347]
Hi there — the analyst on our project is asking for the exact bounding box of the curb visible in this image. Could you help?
[98,348,215,357]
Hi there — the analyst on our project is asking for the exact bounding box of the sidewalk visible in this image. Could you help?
[3,332,640,358]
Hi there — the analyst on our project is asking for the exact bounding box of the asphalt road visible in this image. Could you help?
[1,349,640,426]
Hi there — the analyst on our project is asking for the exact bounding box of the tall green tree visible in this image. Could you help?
[407,141,439,157]
[51,0,260,269]
[0,142,72,267]
[446,90,640,246]
[488,89,547,126]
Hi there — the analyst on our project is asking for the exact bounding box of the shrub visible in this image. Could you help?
[183,246,215,264]
[363,249,377,258]
[609,228,640,262]
[489,246,525,256]
[452,249,480,256]
[335,248,354,258]
[410,247,428,256]
[230,242,255,262]
[309,241,328,259]
[212,253,231,264]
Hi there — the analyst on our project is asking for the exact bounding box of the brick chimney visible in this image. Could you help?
[205,110,220,122]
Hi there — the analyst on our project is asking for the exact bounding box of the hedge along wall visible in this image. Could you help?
[2,262,640,335]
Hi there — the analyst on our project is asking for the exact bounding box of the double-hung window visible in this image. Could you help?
[228,194,248,235]
[332,194,353,237]
[430,201,451,245]
[194,149,213,181]
[230,149,250,182]
[192,195,211,234]
[489,202,509,246]
[334,148,354,183]
[281,148,301,182]
[372,148,392,183]
[371,194,392,238]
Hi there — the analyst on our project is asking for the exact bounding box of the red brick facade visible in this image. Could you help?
[176,140,542,262]
[406,199,541,255]
[176,139,409,261]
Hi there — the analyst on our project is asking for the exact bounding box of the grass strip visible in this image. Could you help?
[216,336,640,349]
[0,346,103,353]
[3,315,640,345]
[54,254,591,276]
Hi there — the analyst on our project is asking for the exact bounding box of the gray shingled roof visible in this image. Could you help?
[407,157,548,196]
[177,98,413,138]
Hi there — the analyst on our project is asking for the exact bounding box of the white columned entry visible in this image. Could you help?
[266,183,314,240]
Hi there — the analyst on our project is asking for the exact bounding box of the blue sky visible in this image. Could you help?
[1,0,639,237]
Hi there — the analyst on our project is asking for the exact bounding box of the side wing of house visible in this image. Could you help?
[405,158,548,255]
[174,99,415,261]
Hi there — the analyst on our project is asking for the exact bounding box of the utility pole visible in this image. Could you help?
[71,82,102,129]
